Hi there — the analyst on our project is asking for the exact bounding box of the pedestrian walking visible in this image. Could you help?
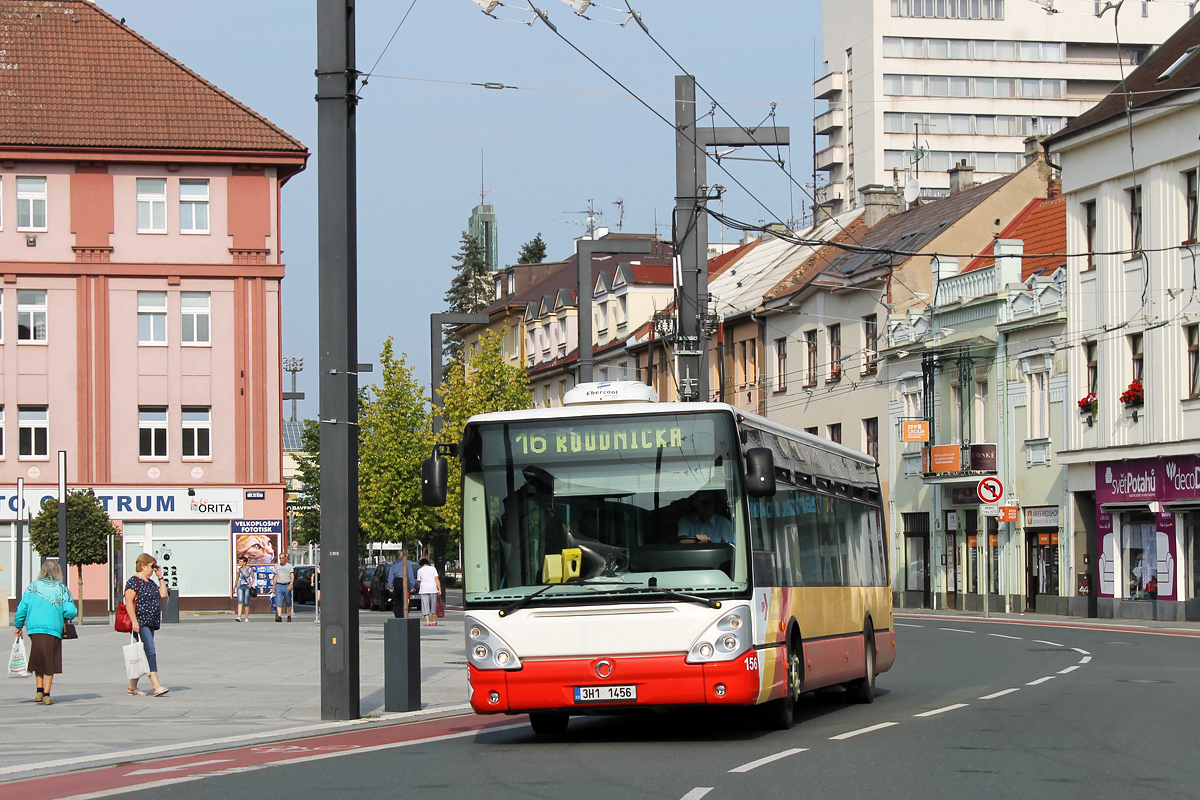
[235,557,254,622]
[416,558,441,627]
[13,559,78,705]
[272,552,294,622]
[124,553,170,697]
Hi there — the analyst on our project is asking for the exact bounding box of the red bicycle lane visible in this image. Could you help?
[6,713,524,800]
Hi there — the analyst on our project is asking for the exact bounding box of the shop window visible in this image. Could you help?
[903,512,930,594]
[1121,513,1159,599]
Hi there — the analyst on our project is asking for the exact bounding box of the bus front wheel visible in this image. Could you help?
[761,636,801,730]
[529,712,569,735]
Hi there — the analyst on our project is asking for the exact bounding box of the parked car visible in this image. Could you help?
[368,561,422,613]
[293,565,318,605]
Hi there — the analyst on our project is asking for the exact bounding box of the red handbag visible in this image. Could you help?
[115,600,133,633]
[436,595,445,619]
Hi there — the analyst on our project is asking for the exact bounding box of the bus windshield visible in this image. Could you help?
[461,411,749,605]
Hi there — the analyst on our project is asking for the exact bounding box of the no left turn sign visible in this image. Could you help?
[977,476,1004,504]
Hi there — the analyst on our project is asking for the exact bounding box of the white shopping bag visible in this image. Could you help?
[8,635,29,678]
[123,633,150,680]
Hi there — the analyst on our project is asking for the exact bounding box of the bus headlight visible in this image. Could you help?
[686,606,752,664]
[465,616,523,670]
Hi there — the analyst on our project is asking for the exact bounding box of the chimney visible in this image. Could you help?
[994,239,1024,289]
[813,202,836,224]
[860,185,904,228]
[1023,135,1047,165]
[948,160,975,193]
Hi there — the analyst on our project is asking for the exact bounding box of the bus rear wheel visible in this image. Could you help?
[847,624,876,704]
[529,712,569,735]
[761,637,801,730]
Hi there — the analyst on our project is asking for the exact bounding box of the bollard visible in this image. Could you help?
[161,587,180,624]
[384,617,421,712]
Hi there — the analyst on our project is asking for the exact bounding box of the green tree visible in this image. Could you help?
[358,338,437,550]
[290,418,322,544]
[435,330,531,563]
[28,490,117,601]
[443,232,492,366]
[517,232,548,264]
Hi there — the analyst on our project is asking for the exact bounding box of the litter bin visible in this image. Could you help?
[161,587,179,624]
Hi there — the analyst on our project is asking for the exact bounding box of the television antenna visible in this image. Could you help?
[562,198,604,237]
[611,198,625,232]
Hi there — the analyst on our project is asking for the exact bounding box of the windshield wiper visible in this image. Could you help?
[498,579,635,617]
[619,582,722,609]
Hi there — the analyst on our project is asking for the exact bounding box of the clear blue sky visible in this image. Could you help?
[99,0,824,419]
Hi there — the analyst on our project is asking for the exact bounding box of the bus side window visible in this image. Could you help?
[748,498,778,587]
[818,494,846,585]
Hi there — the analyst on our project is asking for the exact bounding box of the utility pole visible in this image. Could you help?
[576,237,653,384]
[316,0,360,721]
[674,75,788,401]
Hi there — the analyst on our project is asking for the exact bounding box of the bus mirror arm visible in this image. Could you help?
[421,450,449,507]
[744,447,777,497]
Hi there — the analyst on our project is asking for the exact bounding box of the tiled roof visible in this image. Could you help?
[963,196,1066,281]
[1048,13,1198,144]
[707,238,760,280]
[0,0,306,153]
[625,263,673,285]
[763,218,869,302]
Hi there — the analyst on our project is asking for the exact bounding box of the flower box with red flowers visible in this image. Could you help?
[1077,392,1097,416]
[828,364,843,382]
[1119,379,1144,408]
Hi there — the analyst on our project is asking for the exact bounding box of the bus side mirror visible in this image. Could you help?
[745,447,776,497]
[421,453,448,507]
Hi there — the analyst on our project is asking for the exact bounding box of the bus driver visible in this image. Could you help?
[676,490,734,544]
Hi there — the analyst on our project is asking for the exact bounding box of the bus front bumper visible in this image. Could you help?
[467,652,762,714]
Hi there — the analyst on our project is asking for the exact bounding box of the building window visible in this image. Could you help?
[891,0,1005,19]
[137,178,167,233]
[1130,333,1144,381]
[181,407,211,458]
[974,379,989,443]
[558,380,567,405]
[1188,325,1199,399]
[16,290,47,342]
[1027,370,1049,440]
[0,406,5,457]
[18,406,48,458]
[137,291,168,345]
[139,407,168,459]
[951,383,964,444]
[16,177,47,231]
[1187,171,1200,244]
[828,423,842,444]
[618,296,628,328]
[775,338,787,391]
[804,330,818,386]
[179,179,210,233]
[828,324,842,379]
[863,315,878,374]
[181,292,211,345]
[1086,340,1099,394]
[804,426,818,436]
[1083,201,1097,271]
[1129,186,1143,253]
[864,417,879,460]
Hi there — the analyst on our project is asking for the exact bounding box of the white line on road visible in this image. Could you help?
[939,628,975,634]
[1079,656,1092,664]
[895,623,923,628]
[1026,676,1056,686]
[1073,647,1091,655]
[830,722,898,740]
[729,748,808,773]
[914,703,968,717]
[1033,640,1063,647]
[126,760,234,777]
[978,688,1020,700]
[988,633,1022,640]
[680,789,713,800]
[1058,665,1080,674]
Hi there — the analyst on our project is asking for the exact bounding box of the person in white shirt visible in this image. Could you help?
[676,491,734,544]
[416,558,442,627]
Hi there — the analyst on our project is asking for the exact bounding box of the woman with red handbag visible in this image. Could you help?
[13,559,78,705]
[123,554,170,697]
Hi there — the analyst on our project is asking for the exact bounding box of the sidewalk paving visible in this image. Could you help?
[1,602,470,779]
[894,606,1200,634]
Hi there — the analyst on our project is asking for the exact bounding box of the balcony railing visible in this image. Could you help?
[997,270,1066,325]
[813,71,844,99]
[815,145,846,172]
[936,264,996,306]
[814,108,845,134]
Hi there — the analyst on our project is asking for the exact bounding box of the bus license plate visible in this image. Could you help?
[574,685,637,703]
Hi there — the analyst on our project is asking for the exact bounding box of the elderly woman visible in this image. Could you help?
[14,559,78,706]
[125,553,171,697]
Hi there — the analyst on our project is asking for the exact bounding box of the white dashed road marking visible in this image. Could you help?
[830,722,899,740]
[914,703,969,717]
[728,748,808,773]
[939,628,975,634]
[1026,676,1056,686]
[1073,648,1091,655]
[979,688,1020,700]
[988,633,1022,640]
[896,623,923,628]
[1079,656,1092,664]
[1058,665,1080,674]
[679,788,712,800]
[1033,640,1063,647]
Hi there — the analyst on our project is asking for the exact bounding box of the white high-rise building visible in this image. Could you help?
[814,0,1189,214]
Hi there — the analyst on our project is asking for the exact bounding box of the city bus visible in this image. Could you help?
[422,381,895,734]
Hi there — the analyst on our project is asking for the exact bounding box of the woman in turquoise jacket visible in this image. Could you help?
[14,559,78,705]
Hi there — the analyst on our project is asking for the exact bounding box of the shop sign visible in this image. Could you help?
[245,490,266,500]
[998,506,1019,523]
[0,486,244,521]
[1024,505,1059,528]
[989,534,999,546]
[967,534,978,547]
[951,487,977,506]
[1096,455,1200,505]
[980,503,999,516]
[233,520,284,567]
[969,444,997,473]
[923,445,961,474]
[901,420,931,442]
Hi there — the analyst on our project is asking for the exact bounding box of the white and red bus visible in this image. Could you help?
[423,381,895,734]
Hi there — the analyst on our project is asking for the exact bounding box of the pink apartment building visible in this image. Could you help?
[0,1,308,613]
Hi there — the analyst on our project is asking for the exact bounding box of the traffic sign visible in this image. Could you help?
[976,476,1004,504]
